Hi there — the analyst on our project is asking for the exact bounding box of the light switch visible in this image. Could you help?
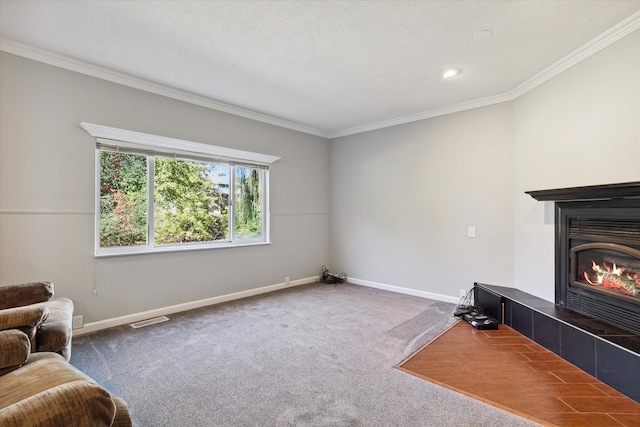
[468,226,476,238]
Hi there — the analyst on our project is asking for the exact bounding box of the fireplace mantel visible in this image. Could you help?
[525,181,640,202]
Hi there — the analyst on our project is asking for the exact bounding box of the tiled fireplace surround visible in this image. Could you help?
[474,182,640,403]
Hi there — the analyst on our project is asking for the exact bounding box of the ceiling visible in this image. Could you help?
[1,1,639,138]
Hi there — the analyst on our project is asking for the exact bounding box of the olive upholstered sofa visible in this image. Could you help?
[0,281,73,360]
[0,282,132,426]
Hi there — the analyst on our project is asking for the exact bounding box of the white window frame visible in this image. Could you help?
[81,122,280,257]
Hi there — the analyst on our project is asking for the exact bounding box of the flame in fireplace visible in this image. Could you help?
[583,260,640,297]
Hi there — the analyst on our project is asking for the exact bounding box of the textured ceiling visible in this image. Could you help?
[1,1,639,137]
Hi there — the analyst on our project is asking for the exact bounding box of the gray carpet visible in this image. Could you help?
[70,283,540,426]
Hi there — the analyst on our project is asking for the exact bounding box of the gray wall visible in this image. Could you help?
[330,102,515,298]
[329,29,639,302]
[513,29,640,301]
[0,52,330,323]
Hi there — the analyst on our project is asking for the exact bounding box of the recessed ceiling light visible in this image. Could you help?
[443,68,461,79]
[473,30,493,41]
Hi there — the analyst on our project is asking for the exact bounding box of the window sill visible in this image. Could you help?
[95,241,271,258]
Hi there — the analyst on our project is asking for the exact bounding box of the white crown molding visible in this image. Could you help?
[510,10,640,99]
[2,11,638,140]
[0,39,330,139]
[328,92,515,139]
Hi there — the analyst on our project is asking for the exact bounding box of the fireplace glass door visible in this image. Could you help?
[559,199,640,335]
[571,243,640,301]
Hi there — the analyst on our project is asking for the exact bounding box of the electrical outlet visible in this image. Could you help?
[285,276,290,286]
[468,226,476,238]
[460,289,467,298]
[72,315,84,330]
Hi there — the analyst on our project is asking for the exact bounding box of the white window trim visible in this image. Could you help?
[81,122,281,166]
[82,122,279,257]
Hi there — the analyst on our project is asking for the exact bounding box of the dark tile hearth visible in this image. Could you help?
[475,283,640,403]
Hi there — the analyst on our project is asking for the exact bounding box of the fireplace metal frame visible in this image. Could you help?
[559,201,640,335]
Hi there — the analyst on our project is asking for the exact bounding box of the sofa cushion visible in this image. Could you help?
[109,395,133,427]
[0,282,54,309]
[0,380,116,427]
[0,305,49,352]
[0,353,97,407]
[0,353,131,427]
[0,330,30,376]
[0,305,49,331]
[36,298,74,360]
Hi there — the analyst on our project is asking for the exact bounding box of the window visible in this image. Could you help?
[82,123,279,256]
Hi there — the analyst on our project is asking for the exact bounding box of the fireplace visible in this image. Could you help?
[526,182,640,335]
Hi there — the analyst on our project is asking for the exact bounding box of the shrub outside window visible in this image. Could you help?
[98,150,266,254]
[83,122,278,257]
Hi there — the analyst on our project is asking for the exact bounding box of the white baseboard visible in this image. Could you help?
[348,277,460,304]
[73,276,459,336]
[73,276,318,336]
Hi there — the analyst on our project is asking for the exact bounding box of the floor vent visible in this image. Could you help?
[130,316,169,329]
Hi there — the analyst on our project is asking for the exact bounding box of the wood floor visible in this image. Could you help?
[397,321,640,426]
